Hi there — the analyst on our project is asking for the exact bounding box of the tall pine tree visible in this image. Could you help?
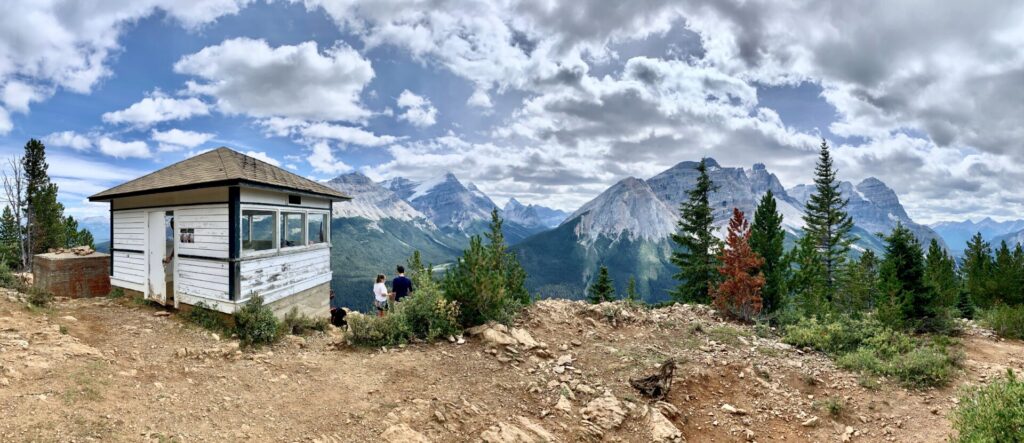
[992,241,1020,306]
[787,234,829,318]
[587,266,615,304]
[670,158,720,304]
[924,238,959,310]
[22,139,66,257]
[878,223,933,330]
[0,206,21,269]
[750,190,786,313]
[801,140,854,300]
[962,232,994,309]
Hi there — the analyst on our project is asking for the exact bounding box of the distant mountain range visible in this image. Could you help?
[76,160,952,308]
[929,218,1024,255]
[326,171,566,310]
[513,158,946,303]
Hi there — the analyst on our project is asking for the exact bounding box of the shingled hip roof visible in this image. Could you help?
[89,147,350,201]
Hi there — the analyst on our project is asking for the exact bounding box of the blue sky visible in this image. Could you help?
[2,1,1023,224]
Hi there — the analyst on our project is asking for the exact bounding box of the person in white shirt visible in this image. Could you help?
[373,274,390,316]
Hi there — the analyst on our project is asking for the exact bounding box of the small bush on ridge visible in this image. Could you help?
[235,295,279,347]
[981,304,1024,340]
[183,302,231,334]
[280,307,330,336]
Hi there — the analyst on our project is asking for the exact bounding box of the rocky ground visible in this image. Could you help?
[1,290,1022,442]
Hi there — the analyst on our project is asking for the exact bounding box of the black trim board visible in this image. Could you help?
[111,248,145,254]
[109,203,114,276]
[228,186,240,301]
[178,254,230,262]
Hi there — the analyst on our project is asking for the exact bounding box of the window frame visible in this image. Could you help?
[240,209,278,256]
[307,212,329,245]
[279,211,307,250]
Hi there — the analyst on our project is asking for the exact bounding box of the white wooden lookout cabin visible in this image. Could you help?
[89,147,350,317]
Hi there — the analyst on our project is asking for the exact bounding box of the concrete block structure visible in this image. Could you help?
[33,252,111,298]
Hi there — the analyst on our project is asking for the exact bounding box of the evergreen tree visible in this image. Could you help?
[835,252,879,315]
[0,206,21,269]
[962,233,995,308]
[670,158,720,304]
[76,229,95,249]
[787,234,829,318]
[22,140,66,256]
[1013,243,1024,305]
[801,140,854,299]
[750,190,786,313]
[878,223,933,330]
[587,266,615,304]
[991,241,1022,306]
[924,239,959,309]
[713,208,764,322]
[625,276,638,302]
[485,209,530,305]
[442,209,529,325]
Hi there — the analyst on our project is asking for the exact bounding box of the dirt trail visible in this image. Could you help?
[2,292,1022,442]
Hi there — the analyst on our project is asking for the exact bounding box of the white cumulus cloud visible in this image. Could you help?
[98,137,151,159]
[151,128,215,152]
[396,90,437,128]
[102,92,209,126]
[174,38,375,123]
[43,131,93,151]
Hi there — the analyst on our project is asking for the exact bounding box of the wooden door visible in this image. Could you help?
[147,211,167,305]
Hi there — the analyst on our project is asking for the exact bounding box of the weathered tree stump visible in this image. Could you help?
[629,358,676,400]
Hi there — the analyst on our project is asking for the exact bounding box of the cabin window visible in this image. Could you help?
[308,213,328,244]
[280,212,305,248]
[288,195,302,205]
[241,210,276,251]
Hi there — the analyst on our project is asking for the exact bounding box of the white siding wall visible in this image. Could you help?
[176,257,230,301]
[174,205,230,303]
[111,210,146,291]
[239,246,331,304]
[175,205,229,259]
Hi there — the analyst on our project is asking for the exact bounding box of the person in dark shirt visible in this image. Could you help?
[392,265,414,302]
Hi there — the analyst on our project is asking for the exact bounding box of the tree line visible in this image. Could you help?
[0,139,95,270]
[584,140,1024,334]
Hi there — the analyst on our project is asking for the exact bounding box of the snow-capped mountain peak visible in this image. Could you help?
[325,172,432,225]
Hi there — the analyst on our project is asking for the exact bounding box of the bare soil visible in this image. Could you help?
[1,290,1022,442]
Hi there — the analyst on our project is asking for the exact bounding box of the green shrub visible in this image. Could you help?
[399,280,461,341]
[953,370,1024,442]
[26,286,53,308]
[234,295,279,347]
[106,287,125,299]
[280,307,329,336]
[982,304,1024,340]
[785,315,962,388]
[346,310,412,347]
[890,345,961,389]
[183,302,231,334]
[0,262,19,288]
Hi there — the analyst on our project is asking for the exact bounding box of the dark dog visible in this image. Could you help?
[329,291,347,327]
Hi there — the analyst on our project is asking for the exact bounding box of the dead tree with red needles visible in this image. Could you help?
[713,208,765,322]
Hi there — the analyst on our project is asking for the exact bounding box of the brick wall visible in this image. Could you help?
[33,253,111,298]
